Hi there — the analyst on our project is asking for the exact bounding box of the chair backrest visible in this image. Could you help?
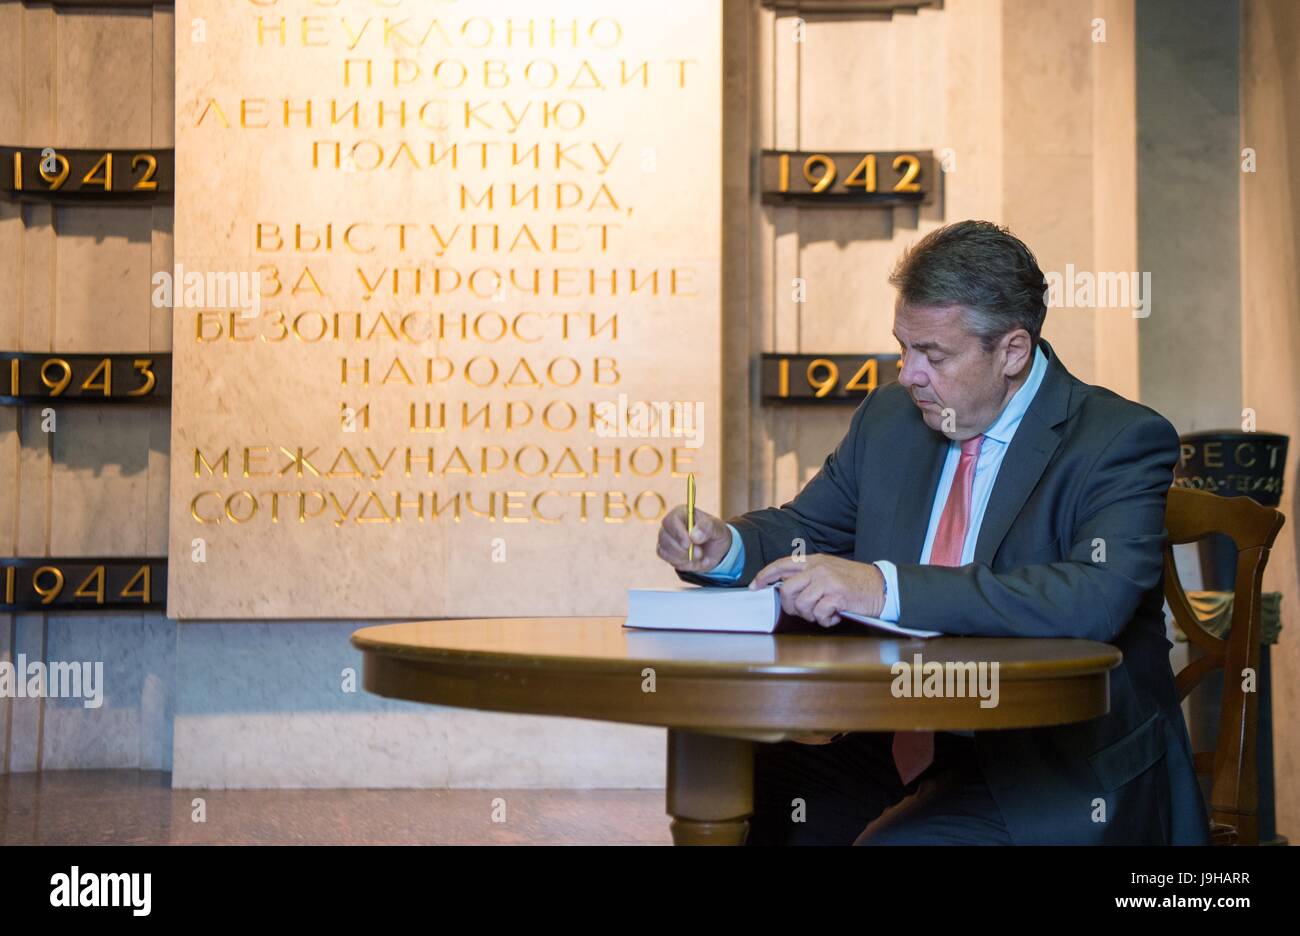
[1163,487,1285,846]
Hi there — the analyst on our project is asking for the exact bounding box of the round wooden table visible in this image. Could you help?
[351,617,1122,845]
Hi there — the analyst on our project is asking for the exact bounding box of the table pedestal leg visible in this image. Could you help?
[665,729,754,845]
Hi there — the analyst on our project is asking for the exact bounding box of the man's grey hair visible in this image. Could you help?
[889,220,1048,352]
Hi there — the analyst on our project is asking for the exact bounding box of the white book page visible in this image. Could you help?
[838,610,942,639]
[625,583,942,638]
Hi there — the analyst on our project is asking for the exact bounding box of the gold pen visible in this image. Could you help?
[687,472,696,561]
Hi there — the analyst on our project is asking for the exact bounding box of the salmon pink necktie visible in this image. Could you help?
[891,433,984,785]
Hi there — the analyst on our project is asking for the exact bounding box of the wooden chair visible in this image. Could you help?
[1163,487,1285,846]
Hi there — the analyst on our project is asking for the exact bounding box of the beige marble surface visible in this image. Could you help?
[170,0,724,618]
[1241,0,1300,841]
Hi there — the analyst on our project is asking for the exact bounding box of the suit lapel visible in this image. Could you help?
[884,418,949,564]
[973,340,1073,564]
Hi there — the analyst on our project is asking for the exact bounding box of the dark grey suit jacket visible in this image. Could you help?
[682,339,1209,844]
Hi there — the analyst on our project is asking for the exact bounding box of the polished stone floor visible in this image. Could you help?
[0,771,671,845]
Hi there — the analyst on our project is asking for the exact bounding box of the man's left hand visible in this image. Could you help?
[750,554,886,627]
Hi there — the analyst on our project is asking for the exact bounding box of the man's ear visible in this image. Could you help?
[1000,329,1032,377]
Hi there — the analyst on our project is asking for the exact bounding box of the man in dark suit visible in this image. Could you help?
[656,220,1208,845]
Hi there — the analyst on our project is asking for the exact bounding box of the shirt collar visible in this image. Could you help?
[980,343,1049,445]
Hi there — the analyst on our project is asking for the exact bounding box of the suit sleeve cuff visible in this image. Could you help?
[872,560,901,621]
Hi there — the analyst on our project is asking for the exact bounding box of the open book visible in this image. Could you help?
[625,584,940,638]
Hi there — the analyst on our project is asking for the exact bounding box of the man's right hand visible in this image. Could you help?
[656,504,734,574]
